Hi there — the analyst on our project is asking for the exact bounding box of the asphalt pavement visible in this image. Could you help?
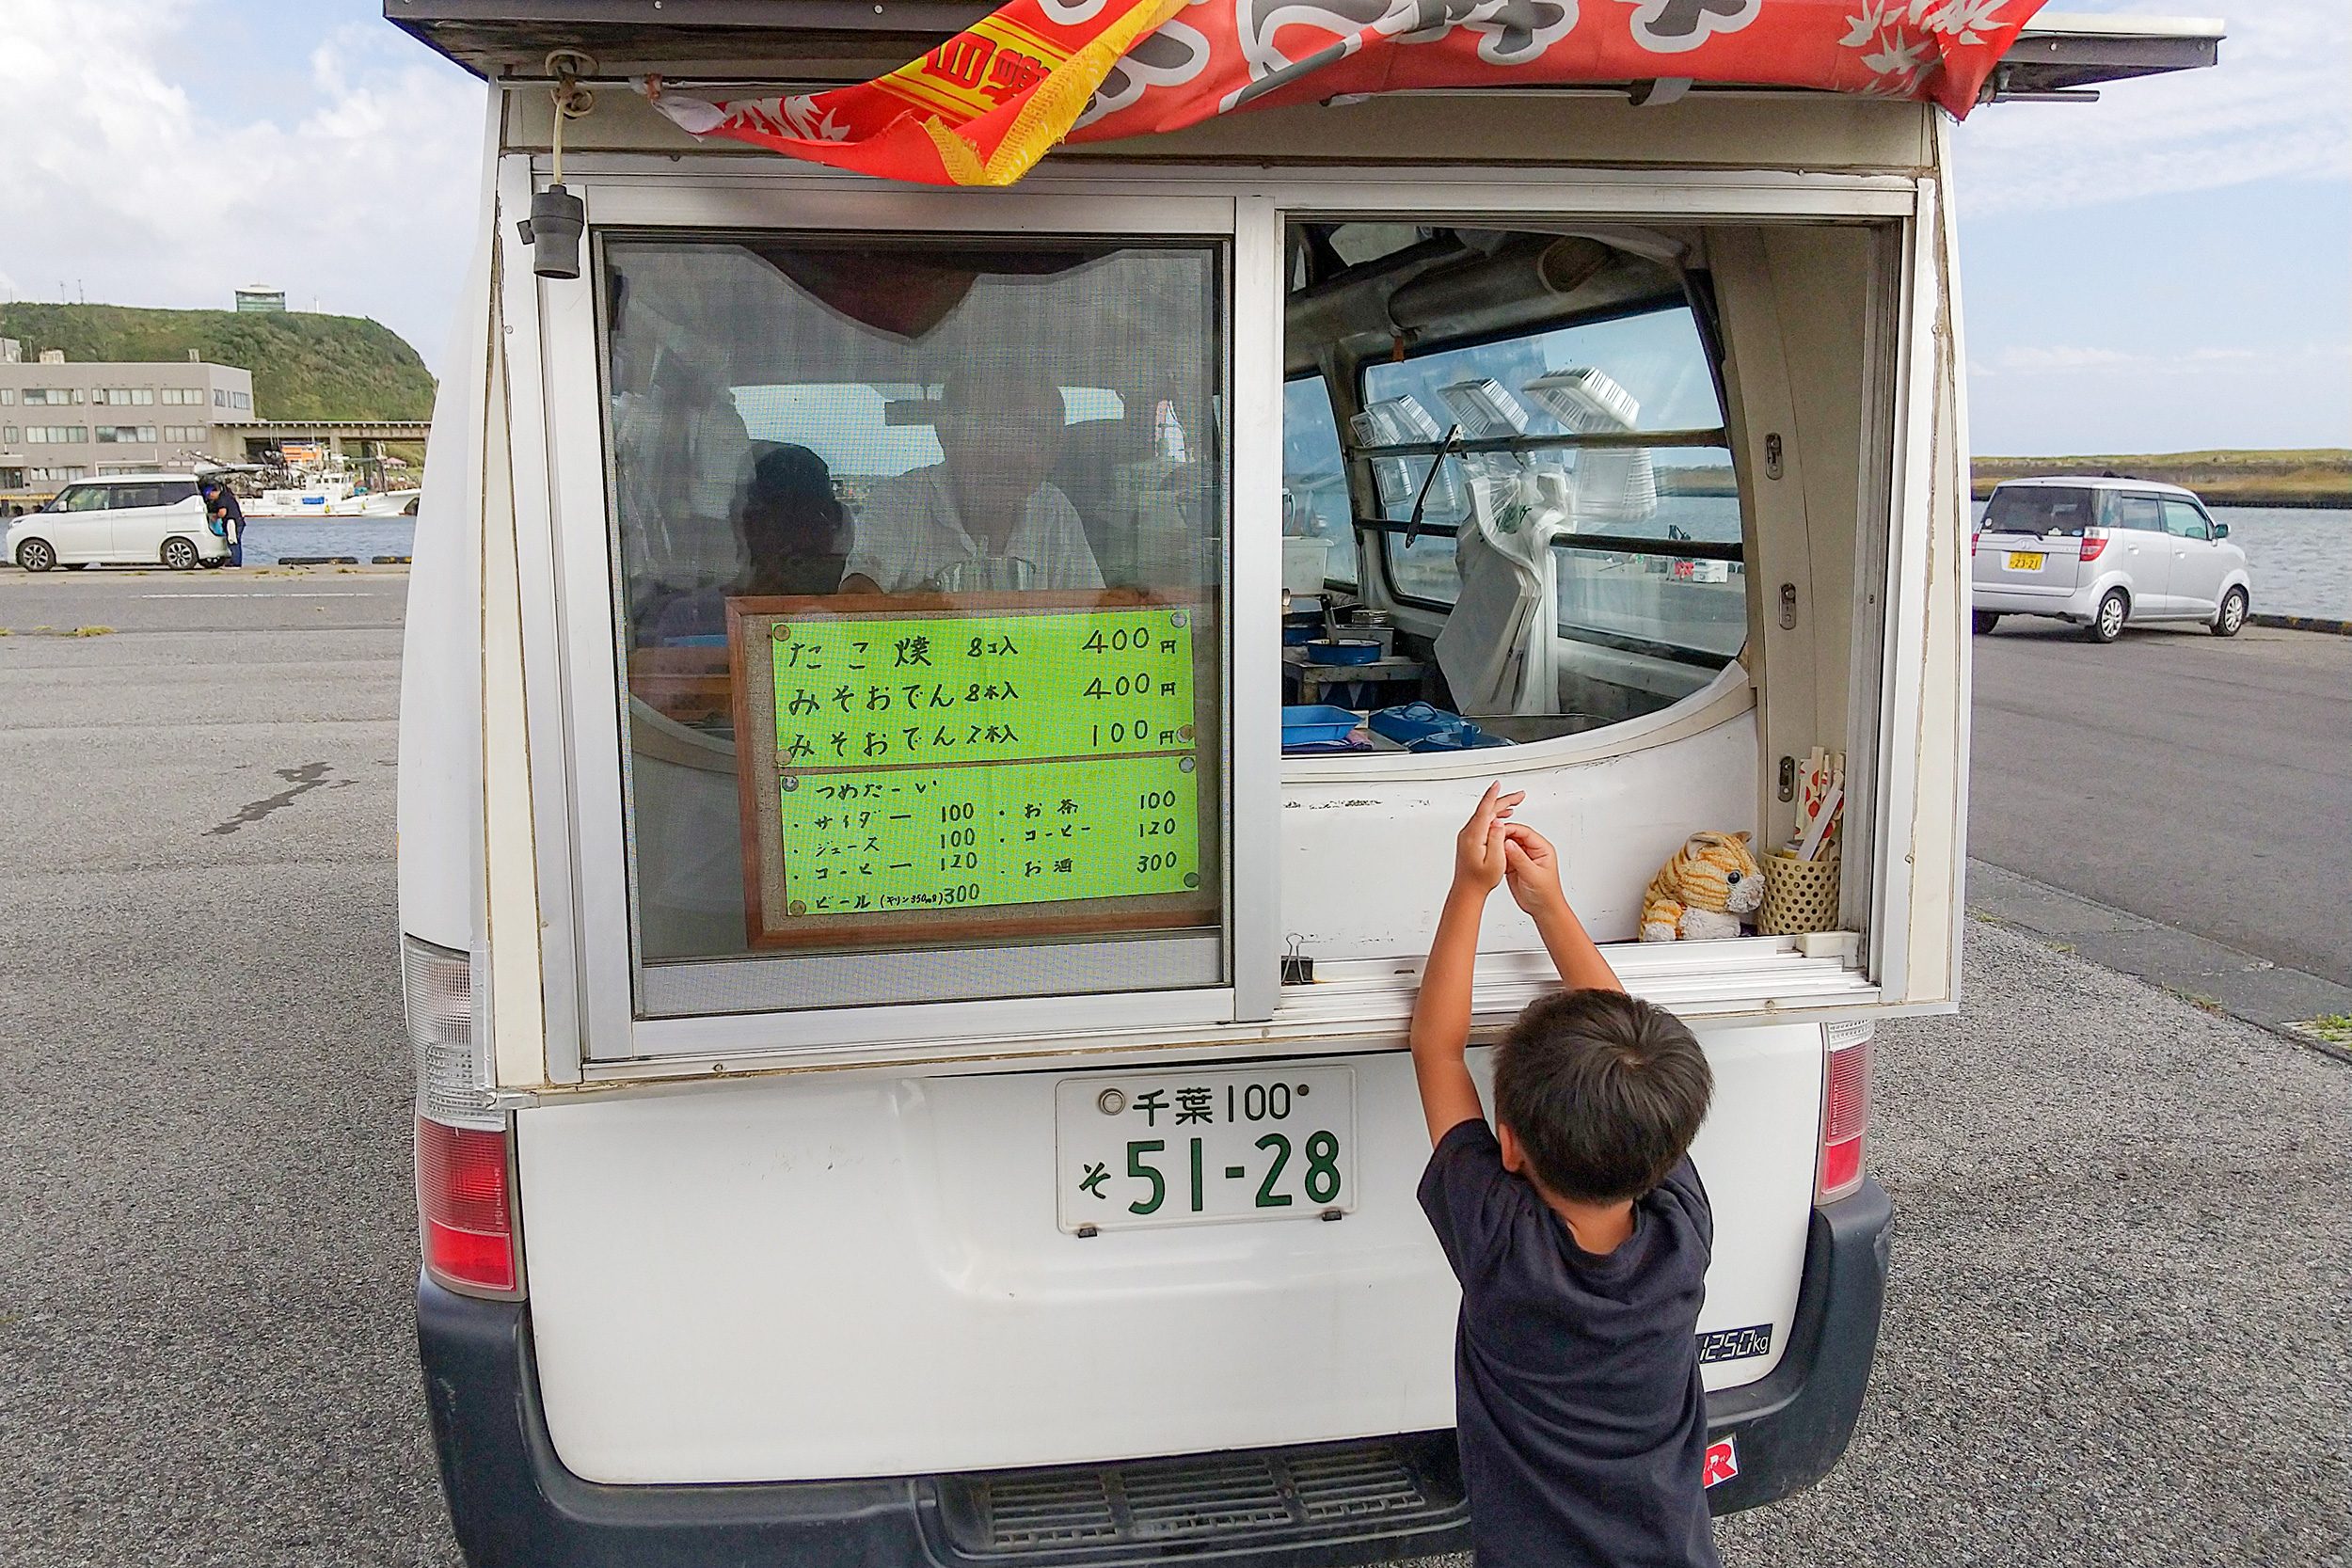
[1970,617,2352,991]
[1,571,2345,1567]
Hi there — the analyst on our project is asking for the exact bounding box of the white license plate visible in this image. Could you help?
[1055,1067,1357,1233]
[2006,550,2045,570]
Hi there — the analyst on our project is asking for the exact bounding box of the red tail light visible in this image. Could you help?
[418,1117,517,1293]
[1817,1031,1871,1203]
[404,935,520,1297]
[2078,533,2108,563]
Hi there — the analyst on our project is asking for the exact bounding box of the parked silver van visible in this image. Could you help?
[1971,478,2250,642]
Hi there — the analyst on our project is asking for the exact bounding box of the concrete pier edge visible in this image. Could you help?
[2249,611,2351,636]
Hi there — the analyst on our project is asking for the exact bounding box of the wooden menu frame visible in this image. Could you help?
[726,590,1223,950]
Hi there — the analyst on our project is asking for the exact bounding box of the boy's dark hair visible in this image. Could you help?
[1493,990,1712,1203]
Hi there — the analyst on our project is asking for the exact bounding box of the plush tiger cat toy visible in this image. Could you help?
[1639,831,1765,942]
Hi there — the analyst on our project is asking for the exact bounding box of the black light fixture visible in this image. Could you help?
[518,50,595,280]
[522,185,586,280]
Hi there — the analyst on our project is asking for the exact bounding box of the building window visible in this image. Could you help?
[215,390,228,407]
[3,426,14,443]
[23,388,72,405]
[28,466,87,483]
[0,388,14,404]
[161,424,207,444]
[25,426,87,443]
[96,387,156,406]
[160,387,203,406]
[233,391,250,409]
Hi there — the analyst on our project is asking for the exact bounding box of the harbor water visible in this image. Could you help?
[247,507,2349,619]
[240,516,422,565]
[1972,503,2350,622]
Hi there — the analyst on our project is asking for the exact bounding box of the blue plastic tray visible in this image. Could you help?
[1370,703,1507,752]
[1305,638,1382,666]
[1281,704,1361,748]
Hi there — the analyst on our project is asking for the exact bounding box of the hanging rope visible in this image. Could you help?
[546,50,596,185]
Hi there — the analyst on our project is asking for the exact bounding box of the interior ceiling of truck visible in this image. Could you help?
[1282,224,1687,380]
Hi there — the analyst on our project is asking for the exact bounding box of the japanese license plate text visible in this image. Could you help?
[1055,1067,1357,1233]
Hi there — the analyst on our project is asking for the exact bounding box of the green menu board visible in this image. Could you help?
[766,607,1197,769]
[778,754,1200,916]
[730,594,1215,947]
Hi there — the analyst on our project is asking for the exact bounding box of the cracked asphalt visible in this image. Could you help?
[1,573,2345,1567]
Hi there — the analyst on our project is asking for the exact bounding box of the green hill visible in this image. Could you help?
[0,302,435,422]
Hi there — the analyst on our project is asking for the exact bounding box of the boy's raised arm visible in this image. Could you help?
[1408,784,1520,1146]
[1503,825,1626,995]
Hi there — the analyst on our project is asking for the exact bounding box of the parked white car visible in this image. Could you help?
[1972,477,2250,642]
[6,474,230,572]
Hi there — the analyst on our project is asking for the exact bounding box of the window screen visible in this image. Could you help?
[600,234,1229,1012]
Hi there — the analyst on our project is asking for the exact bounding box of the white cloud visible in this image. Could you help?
[1952,0,2352,214]
[1974,341,2350,378]
[0,1,483,374]
[1977,345,2137,373]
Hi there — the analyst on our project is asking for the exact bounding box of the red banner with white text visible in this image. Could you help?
[643,0,2044,187]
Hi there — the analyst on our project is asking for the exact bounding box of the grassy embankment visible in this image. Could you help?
[1971,450,2351,510]
[0,303,434,446]
[1663,450,2348,508]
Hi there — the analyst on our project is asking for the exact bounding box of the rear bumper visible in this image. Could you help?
[419,1179,1892,1565]
[1970,578,2096,620]
[1701,1177,1894,1513]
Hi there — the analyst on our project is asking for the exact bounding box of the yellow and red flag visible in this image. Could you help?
[644,0,2047,187]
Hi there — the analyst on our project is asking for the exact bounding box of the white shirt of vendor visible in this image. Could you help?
[846,465,1104,594]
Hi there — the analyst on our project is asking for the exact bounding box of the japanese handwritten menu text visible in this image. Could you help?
[781,756,1200,914]
[765,606,1203,917]
[768,610,1196,769]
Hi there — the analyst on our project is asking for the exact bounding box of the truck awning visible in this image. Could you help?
[388,2,2224,186]
[1994,12,2224,99]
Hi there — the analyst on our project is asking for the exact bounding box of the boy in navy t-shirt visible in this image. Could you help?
[1408,784,1719,1568]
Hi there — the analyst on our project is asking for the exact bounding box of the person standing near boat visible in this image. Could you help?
[199,477,246,567]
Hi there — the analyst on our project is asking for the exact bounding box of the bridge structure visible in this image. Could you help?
[211,419,432,465]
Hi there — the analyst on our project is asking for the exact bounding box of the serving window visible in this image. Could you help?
[597,232,1231,1014]
[1281,223,1748,744]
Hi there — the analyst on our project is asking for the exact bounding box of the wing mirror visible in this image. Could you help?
[2212,521,2230,539]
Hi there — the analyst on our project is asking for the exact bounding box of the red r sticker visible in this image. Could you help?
[1702,1437,1740,1489]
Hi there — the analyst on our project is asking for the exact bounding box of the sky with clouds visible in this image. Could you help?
[1,0,2344,456]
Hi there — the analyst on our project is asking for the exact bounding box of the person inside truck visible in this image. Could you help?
[642,442,850,641]
[1410,784,1719,1568]
[838,367,1104,595]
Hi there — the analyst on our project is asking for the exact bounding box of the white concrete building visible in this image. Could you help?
[0,346,254,491]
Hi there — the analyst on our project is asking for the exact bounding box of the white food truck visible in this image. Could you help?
[388,8,2217,1562]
